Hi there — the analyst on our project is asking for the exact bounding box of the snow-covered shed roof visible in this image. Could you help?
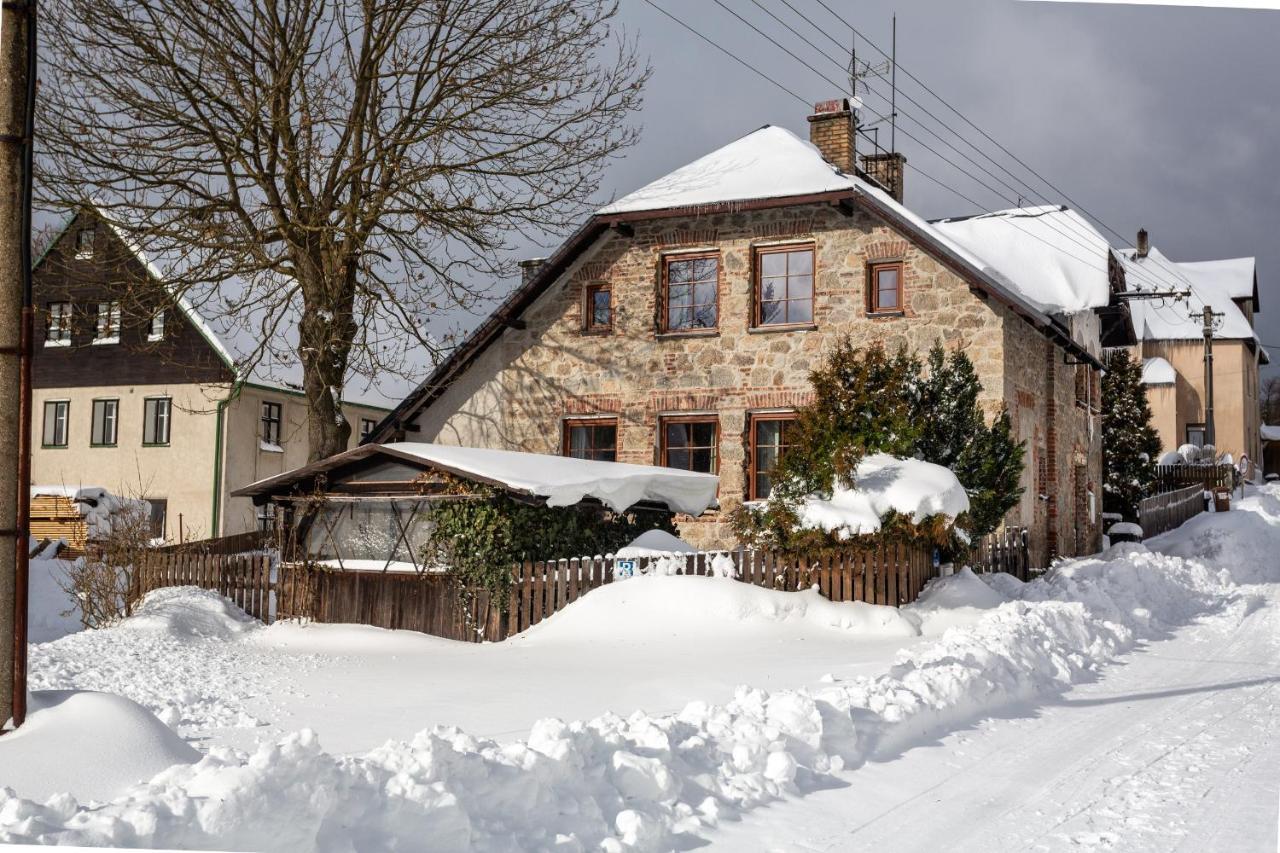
[1119,246,1261,349]
[370,125,1105,442]
[1179,257,1259,309]
[39,207,422,409]
[1262,424,1280,443]
[1140,356,1177,386]
[931,206,1114,314]
[233,442,719,516]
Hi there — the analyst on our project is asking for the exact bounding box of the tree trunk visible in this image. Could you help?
[298,268,356,462]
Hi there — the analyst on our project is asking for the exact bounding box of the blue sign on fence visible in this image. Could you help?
[616,559,637,578]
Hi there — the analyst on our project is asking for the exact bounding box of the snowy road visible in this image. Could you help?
[711,583,1280,853]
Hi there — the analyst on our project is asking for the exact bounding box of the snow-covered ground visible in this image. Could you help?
[3,487,1279,851]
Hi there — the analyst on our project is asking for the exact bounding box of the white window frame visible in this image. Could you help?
[143,397,172,446]
[93,301,121,345]
[75,227,95,260]
[90,398,119,446]
[45,302,72,347]
[42,399,70,447]
[147,309,165,342]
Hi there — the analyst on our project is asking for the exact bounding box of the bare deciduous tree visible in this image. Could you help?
[1263,375,1280,427]
[39,0,648,458]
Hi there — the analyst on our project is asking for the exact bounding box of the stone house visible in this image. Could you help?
[371,100,1128,564]
[31,208,403,540]
[1122,238,1267,472]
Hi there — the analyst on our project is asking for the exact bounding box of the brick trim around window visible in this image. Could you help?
[659,250,720,334]
[658,414,719,473]
[866,259,904,315]
[747,411,796,501]
[582,282,613,334]
[752,242,815,329]
[562,416,619,462]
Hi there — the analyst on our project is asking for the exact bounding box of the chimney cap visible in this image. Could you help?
[808,95,864,119]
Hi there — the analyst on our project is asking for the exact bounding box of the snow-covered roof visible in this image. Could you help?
[1262,425,1280,443]
[599,126,857,215]
[795,454,970,539]
[1140,356,1177,386]
[930,206,1113,314]
[385,443,718,516]
[235,442,720,516]
[1119,247,1259,344]
[1179,257,1258,307]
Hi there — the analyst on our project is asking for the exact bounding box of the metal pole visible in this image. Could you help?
[1,0,35,731]
[1203,305,1216,449]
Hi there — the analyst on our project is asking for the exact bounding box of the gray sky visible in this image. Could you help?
[502,0,1278,376]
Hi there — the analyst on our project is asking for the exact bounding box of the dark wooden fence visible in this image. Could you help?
[135,540,938,643]
[969,527,1033,580]
[156,529,272,556]
[1137,484,1206,540]
[134,551,275,622]
[1153,463,1232,493]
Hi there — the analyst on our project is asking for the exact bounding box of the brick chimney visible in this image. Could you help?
[862,151,907,203]
[519,257,548,285]
[1135,228,1149,258]
[807,98,856,174]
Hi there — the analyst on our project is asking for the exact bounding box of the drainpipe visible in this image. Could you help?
[210,398,228,536]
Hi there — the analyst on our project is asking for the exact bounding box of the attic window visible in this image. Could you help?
[93,301,120,344]
[75,227,95,260]
[147,310,165,342]
[583,283,612,333]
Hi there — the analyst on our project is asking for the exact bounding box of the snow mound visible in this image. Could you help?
[120,586,261,640]
[797,454,969,538]
[614,529,697,558]
[27,555,82,644]
[0,690,199,803]
[520,575,919,642]
[8,487,1277,852]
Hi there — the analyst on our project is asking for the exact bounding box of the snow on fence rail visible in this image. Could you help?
[1137,483,1206,540]
[1153,463,1232,493]
[135,540,940,642]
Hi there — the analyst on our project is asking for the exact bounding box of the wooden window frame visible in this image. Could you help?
[659,251,720,334]
[1185,422,1206,448]
[867,260,905,316]
[659,414,719,474]
[90,397,119,447]
[93,300,121,344]
[753,243,815,329]
[75,226,95,260]
[359,418,377,441]
[562,416,619,462]
[582,282,613,334]
[142,397,172,446]
[42,399,70,448]
[747,412,797,501]
[147,309,166,342]
[261,401,283,446]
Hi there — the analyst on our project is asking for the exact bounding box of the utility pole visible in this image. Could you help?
[0,0,35,731]
[1199,305,1221,449]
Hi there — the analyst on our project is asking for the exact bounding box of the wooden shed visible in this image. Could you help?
[29,492,89,553]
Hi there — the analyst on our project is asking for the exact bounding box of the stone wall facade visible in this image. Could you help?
[412,201,1101,556]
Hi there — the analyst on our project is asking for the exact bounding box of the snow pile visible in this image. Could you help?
[27,552,82,644]
[382,443,718,516]
[523,575,919,641]
[613,529,696,558]
[0,691,199,803]
[797,453,969,538]
[119,586,261,640]
[28,587,282,740]
[1141,356,1177,386]
[6,488,1277,851]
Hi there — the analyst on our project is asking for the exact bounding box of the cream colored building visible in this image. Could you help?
[1122,246,1266,470]
[31,210,398,540]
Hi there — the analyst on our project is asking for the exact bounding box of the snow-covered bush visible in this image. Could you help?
[57,491,154,629]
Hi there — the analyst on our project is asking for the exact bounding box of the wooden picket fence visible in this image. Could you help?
[969,527,1034,581]
[134,540,938,643]
[1153,463,1232,493]
[1137,484,1206,540]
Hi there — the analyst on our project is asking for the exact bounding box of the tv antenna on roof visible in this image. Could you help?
[849,16,898,153]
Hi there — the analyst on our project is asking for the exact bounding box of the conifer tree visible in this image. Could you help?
[915,343,1025,538]
[1102,349,1162,519]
